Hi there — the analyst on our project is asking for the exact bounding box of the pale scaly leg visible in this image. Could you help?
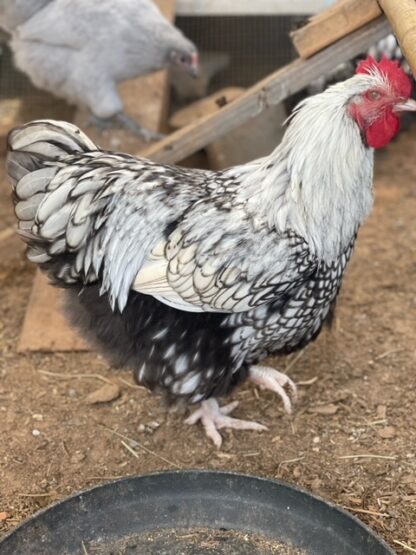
[249,365,298,414]
[115,113,165,142]
[185,398,267,448]
[88,113,165,142]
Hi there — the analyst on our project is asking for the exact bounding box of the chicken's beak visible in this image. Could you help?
[394,98,416,113]
[190,52,199,78]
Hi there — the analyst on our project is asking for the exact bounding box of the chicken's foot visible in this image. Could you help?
[185,398,267,448]
[88,113,165,142]
[115,112,165,142]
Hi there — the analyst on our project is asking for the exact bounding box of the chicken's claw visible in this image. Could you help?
[249,365,298,414]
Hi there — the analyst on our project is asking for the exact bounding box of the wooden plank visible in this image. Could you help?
[143,16,391,165]
[291,0,382,59]
[176,0,328,16]
[19,0,176,352]
[18,272,88,352]
[207,103,287,170]
[170,87,287,170]
[0,227,14,243]
[169,87,245,129]
[379,0,416,75]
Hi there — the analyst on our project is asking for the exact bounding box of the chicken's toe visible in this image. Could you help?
[185,397,267,448]
[250,365,298,414]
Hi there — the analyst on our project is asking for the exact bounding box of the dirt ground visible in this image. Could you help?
[0,122,415,554]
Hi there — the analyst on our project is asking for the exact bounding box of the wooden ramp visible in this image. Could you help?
[18,272,88,351]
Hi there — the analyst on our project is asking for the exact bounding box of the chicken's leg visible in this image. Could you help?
[186,366,297,447]
[89,113,165,142]
[115,113,165,142]
[185,398,267,448]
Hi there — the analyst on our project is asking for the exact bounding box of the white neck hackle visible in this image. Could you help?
[232,73,389,263]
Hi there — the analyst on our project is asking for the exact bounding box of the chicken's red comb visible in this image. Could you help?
[356,55,413,98]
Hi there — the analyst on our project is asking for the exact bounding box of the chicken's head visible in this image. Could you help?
[349,56,416,148]
[169,48,199,78]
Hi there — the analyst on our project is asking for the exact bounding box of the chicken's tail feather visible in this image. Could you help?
[7,119,97,182]
[7,119,101,281]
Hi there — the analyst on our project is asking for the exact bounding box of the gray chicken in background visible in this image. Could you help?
[0,0,52,33]
[6,0,199,141]
[170,51,231,104]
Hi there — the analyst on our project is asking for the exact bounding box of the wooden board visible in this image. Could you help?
[176,0,328,16]
[169,87,287,170]
[207,103,287,170]
[169,87,245,129]
[18,272,88,352]
[19,0,176,352]
[290,0,382,59]
[143,16,391,165]
[379,0,416,75]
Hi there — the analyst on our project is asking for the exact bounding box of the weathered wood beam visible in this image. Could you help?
[291,0,382,59]
[378,0,416,75]
[143,16,391,165]
[176,0,328,16]
[18,272,88,352]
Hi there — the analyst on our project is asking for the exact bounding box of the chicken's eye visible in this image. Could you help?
[367,90,382,101]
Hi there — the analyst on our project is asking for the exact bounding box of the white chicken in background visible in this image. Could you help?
[7,57,416,446]
[0,0,52,33]
[4,0,199,141]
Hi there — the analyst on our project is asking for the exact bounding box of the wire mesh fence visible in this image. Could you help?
[176,15,302,91]
[0,14,309,131]
[0,14,307,128]
[0,36,34,99]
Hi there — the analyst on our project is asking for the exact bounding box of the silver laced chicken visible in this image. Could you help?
[7,57,416,447]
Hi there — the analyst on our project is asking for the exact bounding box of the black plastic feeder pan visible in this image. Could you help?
[0,471,394,554]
